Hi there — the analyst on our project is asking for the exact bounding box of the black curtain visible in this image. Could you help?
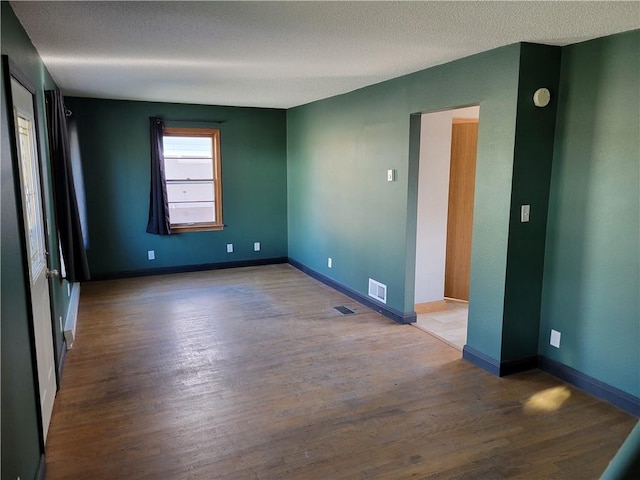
[146,117,171,235]
[45,90,90,282]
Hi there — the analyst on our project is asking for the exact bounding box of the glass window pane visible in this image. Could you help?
[16,114,46,280]
[163,136,211,158]
[166,182,214,203]
[168,201,215,225]
[164,157,213,180]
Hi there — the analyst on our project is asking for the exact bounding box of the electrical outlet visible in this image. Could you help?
[227,243,234,253]
[521,204,531,223]
[550,329,561,348]
[328,257,332,268]
[254,242,261,252]
[387,169,395,182]
[147,250,155,260]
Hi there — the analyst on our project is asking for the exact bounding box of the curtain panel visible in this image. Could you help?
[44,90,90,282]
[146,117,171,235]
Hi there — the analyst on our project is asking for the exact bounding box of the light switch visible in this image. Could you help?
[387,169,395,182]
[521,204,531,223]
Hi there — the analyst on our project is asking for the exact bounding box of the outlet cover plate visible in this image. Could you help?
[226,244,233,253]
[550,329,561,348]
[147,250,155,260]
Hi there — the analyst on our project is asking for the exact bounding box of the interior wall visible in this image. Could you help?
[498,43,562,363]
[540,30,639,397]
[415,106,479,305]
[288,44,522,359]
[1,2,68,478]
[66,97,288,278]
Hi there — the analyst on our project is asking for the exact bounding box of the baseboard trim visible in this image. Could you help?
[538,356,640,416]
[57,339,67,388]
[288,258,416,324]
[90,257,289,281]
[463,348,640,415]
[64,283,81,349]
[462,345,500,376]
[36,453,47,480]
[415,300,447,314]
[500,355,539,376]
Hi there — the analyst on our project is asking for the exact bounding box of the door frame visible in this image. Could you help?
[2,55,59,448]
[409,104,480,350]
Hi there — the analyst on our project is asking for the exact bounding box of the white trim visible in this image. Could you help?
[64,283,81,349]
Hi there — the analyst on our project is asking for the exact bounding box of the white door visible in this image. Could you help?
[11,77,57,442]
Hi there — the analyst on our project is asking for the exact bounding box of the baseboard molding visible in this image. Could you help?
[499,355,539,376]
[463,348,640,416]
[36,453,47,480]
[462,345,500,376]
[64,282,81,349]
[415,300,447,314]
[90,257,289,281]
[57,339,67,387]
[288,258,416,324]
[538,356,640,416]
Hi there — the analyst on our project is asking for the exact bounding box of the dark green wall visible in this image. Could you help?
[288,45,523,360]
[540,31,640,397]
[1,2,72,478]
[1,57,42,480]
[501,44,561,362]
[65,98,288,277]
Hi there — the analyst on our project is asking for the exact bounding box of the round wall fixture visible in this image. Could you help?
[533,88,551,107]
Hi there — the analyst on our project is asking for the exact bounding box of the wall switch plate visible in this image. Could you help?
[59,316,63,332]
[550,329,561,348]
[226,244,234,253]
[147,250,155,260]
[328,257,332,268]
[67,283,71,297]
[254,242,261,252]
[521,204,531,223]
[387,169,396,182]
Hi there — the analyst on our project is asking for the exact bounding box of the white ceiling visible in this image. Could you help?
[11,1,640,109]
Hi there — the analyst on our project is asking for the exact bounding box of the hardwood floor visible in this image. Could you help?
[46,264,636,479]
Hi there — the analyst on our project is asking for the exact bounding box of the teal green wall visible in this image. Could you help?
[65,98,288,277]
[1,2,72,478]
[501,44,561,361]
[288,45,522,359]
[540,31,640,397]
[601,421,640,479]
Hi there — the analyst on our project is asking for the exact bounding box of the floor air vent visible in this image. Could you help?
[334,306,356,315]
[368,278,387,304]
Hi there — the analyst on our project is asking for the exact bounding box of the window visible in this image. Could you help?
[162,127,223,232]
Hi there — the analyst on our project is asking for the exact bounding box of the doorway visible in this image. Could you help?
[10,74,57,442]
[413,106,479,350]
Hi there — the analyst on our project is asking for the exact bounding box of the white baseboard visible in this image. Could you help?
[64,283,81,349]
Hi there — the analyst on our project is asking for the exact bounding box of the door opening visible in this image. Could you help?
[413,106,479,350]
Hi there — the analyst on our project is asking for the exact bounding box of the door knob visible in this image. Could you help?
[46,269,60,279]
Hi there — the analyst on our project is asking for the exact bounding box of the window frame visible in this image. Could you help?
[163,126,223,233]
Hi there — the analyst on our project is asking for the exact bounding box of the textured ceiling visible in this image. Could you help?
[10,1,640,109]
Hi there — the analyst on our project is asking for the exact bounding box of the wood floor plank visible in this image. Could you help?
[45,264,636,479]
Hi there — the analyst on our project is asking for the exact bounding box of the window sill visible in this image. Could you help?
[170,224,224,233]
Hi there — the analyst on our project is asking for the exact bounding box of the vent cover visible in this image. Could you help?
[334,305,355,315]
[368,278,387,304]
